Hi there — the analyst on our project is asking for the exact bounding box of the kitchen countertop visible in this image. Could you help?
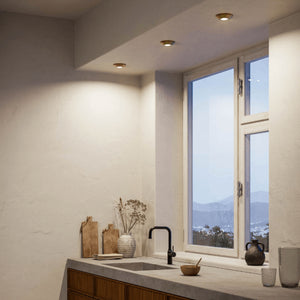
[66,257,300,300]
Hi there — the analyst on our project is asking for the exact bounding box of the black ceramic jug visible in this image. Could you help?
[245,239,265,266]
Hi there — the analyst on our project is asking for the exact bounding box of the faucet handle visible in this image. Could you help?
[172,246,176,257]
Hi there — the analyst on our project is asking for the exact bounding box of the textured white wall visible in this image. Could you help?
[139,73,156,256]
[0,12,141,300]
[269,12,300,267]
[155,72,183,252]
[138,72,183,254]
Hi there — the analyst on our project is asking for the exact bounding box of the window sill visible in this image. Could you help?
[153,251,268,275]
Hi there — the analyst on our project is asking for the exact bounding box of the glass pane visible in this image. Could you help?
[245,132,269,252]
[190,68,234,248]
[245,56,269,115]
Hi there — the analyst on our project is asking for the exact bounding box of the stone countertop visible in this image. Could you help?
[66,257,300,300]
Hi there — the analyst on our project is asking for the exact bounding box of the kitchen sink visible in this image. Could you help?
[105,262,176,271]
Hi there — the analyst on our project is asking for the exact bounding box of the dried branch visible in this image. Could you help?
[115,198,147,233]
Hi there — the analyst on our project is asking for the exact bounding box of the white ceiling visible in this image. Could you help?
[0,0,103,19]
[1,0,300,75]
[79,0,300,75]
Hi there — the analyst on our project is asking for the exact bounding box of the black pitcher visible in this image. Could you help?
[245,239,265,265]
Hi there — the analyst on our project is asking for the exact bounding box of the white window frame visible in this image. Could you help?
[238,45,269,260]
[239,121,269,261]
[239,46,269,124]
[183,43,269,259]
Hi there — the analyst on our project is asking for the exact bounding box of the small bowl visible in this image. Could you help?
[180,264,200,276]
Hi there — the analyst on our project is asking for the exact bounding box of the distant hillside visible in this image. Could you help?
[193,191,269,232]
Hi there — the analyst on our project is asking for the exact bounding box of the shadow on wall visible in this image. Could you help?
[3,69,140,90]
[59,264,67,300]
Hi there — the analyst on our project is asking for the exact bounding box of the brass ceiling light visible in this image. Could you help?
[113,63,126,69]
[160,40,175,47]
[216,13,233,21]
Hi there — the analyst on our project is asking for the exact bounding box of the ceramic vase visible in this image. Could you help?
[117,233,136,258]
[279,247,300,288]
[245,239,265,266]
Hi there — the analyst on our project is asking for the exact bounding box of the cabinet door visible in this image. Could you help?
[68,290,94,300]
[127,285,166,300]
[68,269,94,297]
[95,275,125,300]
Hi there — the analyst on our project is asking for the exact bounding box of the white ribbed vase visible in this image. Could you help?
[117,234,136,258]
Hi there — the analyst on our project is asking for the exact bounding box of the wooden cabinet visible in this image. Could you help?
[67,269,190,300]
[68,290,94,300]
[95,275,125,300]
[126,284,166,300]
[68,269,94,297]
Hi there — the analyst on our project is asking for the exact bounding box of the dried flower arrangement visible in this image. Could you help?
[116,198,147,234]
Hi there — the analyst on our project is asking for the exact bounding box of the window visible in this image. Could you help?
[245,131,269,251]
[183,45,269,258]
[244,56,269,115]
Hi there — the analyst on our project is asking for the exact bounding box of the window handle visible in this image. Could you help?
[238,181,243,197]
[239,79,243,95]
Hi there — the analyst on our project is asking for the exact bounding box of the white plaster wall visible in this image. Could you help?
[155,72,183,252]
[139,73,156,256]
[0,13,141,300]
[269,11,300,267]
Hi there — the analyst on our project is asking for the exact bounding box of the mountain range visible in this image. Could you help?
[193,191,269,233]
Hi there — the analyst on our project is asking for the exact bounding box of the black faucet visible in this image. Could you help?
[148,226,176,265]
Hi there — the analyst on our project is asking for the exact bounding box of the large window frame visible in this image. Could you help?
[183,43,269,259]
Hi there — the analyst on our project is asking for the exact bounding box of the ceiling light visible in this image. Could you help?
[160,40,175,47]
[113,63,126,69]
[216,13,233,21]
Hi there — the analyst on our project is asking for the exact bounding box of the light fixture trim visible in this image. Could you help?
[216,13,233,21]
[160,40,175,47]
[113,63,126,69]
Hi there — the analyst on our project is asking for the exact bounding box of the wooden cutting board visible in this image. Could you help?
[81,216,99,258]
[102,224,119,254]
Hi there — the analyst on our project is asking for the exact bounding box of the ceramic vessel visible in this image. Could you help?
[279,247,300,288]
[180,265,200,276]
[245,239,265,266]
[117,234,136,258]
[261,268,276,287]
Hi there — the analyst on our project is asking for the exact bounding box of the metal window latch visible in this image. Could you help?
[238,181,243,197]
[239,79,243,96]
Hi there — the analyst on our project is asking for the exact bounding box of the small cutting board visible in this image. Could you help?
[93,253,123,260]
[102,224,119,254]
[81,216,99,258]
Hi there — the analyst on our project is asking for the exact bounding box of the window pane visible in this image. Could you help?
[245,132,269,252]
[190,68,234,248]
[245,56,269,115]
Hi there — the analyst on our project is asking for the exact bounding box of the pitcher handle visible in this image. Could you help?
[245,242,251,250]
[258,242,265,252]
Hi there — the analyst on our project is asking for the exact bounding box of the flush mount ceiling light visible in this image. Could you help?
[160,40,175,47]
[216,13,233,21]
[113,63,126,69]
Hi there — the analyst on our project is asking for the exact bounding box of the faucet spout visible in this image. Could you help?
[148,226,176,264]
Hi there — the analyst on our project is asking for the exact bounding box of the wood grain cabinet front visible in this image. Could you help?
[68,290,95,300]
[67,268,190,300]
[126,284,166,300]
[68,269,94,297]
[95,276,125,300]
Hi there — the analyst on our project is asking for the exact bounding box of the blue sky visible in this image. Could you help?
[191,57,269,205]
